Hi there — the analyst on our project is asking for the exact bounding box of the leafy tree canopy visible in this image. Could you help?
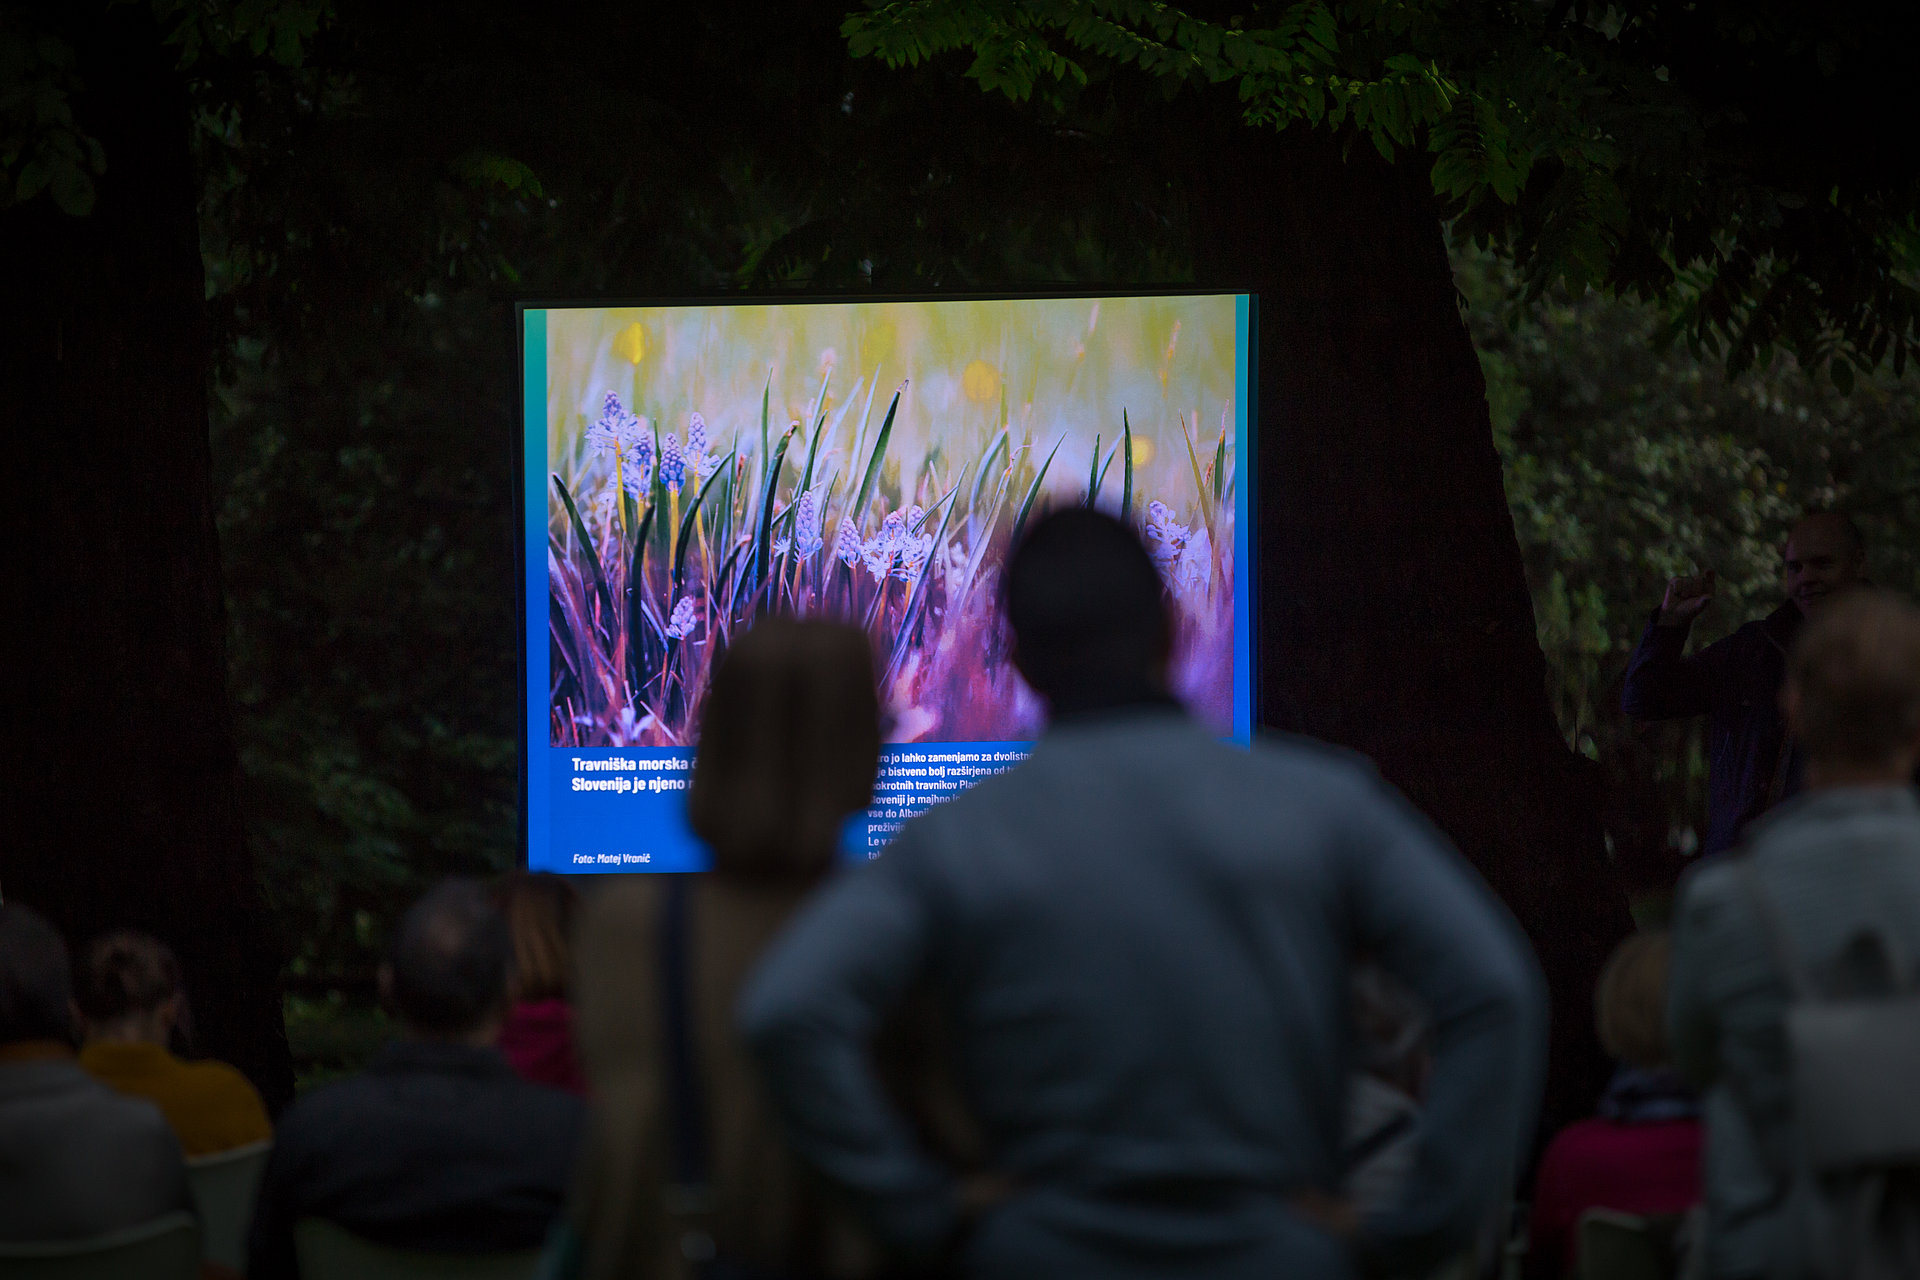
[846,0,1920,388]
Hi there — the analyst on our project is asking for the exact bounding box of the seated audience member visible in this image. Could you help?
[569,619,887,1280]
[246,879,584,1279]
[496,872,586,1095]
[1670,589,1920,1280]
[740,510,1547,1280]
[0,904,191,1241]
[1527,932,1701,1279]
[77,929,272,1156]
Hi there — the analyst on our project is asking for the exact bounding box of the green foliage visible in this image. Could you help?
[1462,244,1920,847]
[845,0,1920,386]
[0,1,326,217]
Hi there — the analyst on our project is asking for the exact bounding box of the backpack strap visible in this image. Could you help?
[1734,858,1814,1001]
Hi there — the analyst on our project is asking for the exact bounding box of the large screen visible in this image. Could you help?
[521,293,1254,873]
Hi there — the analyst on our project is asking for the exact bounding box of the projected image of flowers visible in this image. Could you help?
[546,297,1240,747]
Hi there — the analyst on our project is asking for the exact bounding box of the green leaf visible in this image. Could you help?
[852,382,905,526]
[1011,436,1063,550]
[674,448,734,590]
[1121,411,1134,523]
[552,474,616,640]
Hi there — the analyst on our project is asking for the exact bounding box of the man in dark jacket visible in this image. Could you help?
[1621,512,1865,856]
[246,880,584,1279]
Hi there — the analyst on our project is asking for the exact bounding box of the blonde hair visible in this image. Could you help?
[688,620,880,879]
[1788,589,1920,768]
[1596,931,1672,1071]
[497,873,577,1002]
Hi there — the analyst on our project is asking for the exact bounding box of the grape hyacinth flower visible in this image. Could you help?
[1143,500,1190,575]
[659,429,687,495]
[863,510,906,582]
[685,412,712,482]
[791,488,824,559]
[666,595,700,639]
[835,519,863,567]
[892,530,933,583]
[622,422,655,498]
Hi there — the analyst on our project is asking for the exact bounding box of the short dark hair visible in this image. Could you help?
[1003,507,1168,698]
[1792,510,1866,558]
[1788,589,1920,767]
[75,931,184,1023]
[1596,932,1673,1071]
[0,905,75,1046]
[689,620,880,878]
[386,879,513,1036]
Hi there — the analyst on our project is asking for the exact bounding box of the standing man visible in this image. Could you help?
[1622,512,1867,856]
[740,510,1546,1280]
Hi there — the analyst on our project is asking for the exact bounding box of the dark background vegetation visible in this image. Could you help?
[6,0,1918,1096]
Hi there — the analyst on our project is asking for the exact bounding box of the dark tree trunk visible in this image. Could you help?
[1186,122,1631,1132]
[0,8,292,1107]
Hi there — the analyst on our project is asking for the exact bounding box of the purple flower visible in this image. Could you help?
[660,430,687,495]
[892,531,932,583]
[835,519,863,566]
[791,489,824,559]
[622,424,655,497]
[863,510,906,581]
[1143,500,1189,572]
[686,412,713,481]
[666,595,700,639]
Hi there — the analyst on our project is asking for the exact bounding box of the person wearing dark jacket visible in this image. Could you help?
[1621,512,1865,856]
[246,880,584,1279]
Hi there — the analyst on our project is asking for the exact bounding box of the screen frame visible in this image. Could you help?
[514,287,1260,871]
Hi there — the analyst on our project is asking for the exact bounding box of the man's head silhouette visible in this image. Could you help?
[1003,507,1172,715]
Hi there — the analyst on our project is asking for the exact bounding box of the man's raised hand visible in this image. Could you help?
[1658,571,1716,626]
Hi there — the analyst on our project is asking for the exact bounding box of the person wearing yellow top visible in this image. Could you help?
[75,930,271,1157]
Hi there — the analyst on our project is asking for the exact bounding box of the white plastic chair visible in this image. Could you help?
[186,1139,272,1270]
[294,1218,542,1280]
[0,1211,199,1280]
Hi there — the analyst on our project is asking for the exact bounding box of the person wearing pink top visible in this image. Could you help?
[1527,931,1701,1278]
[495,873,587,1095]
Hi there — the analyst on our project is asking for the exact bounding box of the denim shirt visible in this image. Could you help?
[740,710,1546,1279]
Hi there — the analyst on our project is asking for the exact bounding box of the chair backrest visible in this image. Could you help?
[294,1218,541,1280]
[1576,1208,1677,1280]
[0,1212,200,1280]
[186,1139,273,1270]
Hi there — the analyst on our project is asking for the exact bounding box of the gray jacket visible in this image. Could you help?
[0,1055,192,1242]
[1669,785,1920,1279]
[740,709,1547,1279]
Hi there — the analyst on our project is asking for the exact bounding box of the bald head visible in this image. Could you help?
[1785,512,1866,616]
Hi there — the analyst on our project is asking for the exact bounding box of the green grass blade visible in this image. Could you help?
[970,426,1009,515]
[758,368,772,492]
[1212,428,1227,506]
[852,382,904,527]
[1180,414,1216,537]
[625,501,657,690]
[753,426,799,610]
[553,473,617,639]
[674,448,734,590]
[1086,432,1101,503]
[1096,442,1117,498]
[847,370,881,479]
[1011,436,1062,550]
[1121,411,1134,524]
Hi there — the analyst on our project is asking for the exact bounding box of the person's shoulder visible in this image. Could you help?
[173,1057,270,1115]
[1672,854,1748,936]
